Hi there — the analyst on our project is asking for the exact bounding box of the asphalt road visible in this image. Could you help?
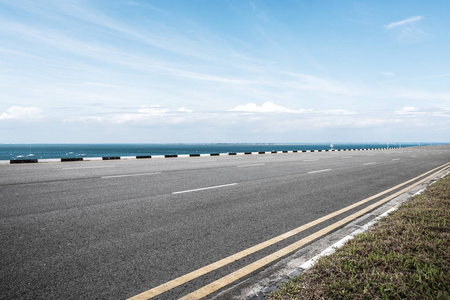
[1,146,449,299]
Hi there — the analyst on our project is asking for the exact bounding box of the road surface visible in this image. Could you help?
[1,146,449,299]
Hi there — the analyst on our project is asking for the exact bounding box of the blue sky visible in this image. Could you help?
[1,0,449,143]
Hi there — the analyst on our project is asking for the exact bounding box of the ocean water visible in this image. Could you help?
[0,143,426,161]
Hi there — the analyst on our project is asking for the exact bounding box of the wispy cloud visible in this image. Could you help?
[0,106,44,121]
[384,15,430,44]
[385,16,423,29]
[230,102,309,114]
[380,71,395,77]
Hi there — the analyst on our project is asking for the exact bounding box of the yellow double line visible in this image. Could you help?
[128,162,449,300]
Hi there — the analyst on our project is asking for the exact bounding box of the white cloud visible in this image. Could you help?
[137,105,170,115]
[385,16,423,29]
[178,107,193,113]
[230,102,309,113]
[319,109,357,115]
[0,106,44,120]
[395,106,421,115]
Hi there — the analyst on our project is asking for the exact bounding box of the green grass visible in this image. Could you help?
[269,174,450,300]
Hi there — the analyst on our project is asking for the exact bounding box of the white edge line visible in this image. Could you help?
[296,169,450,272]
[173,183,238,194]
[298,206,399,271]
[101,172,162,179]
[363,162,376,165]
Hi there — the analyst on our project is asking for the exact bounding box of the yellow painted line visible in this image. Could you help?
[180,162,450,300]
[127,162,450,300]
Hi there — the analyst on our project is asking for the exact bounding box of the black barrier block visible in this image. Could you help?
[302,150,307,152]
[271,151,277,153]
[103,157,120,160]
[61,158,83,162]
[244,152,252,155]
[165,154,178,158]
[310,150,315,152]
[10,159,38,164]
[228,153,237,155]
[136,155,152,159]
[318,150,322,152]
[293,150,298,153]
[258,151,265,154]
[189,154,200,157]
[210,153,220,156]
[282,151,288,153]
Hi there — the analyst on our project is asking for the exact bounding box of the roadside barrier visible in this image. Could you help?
[1,148,391,164]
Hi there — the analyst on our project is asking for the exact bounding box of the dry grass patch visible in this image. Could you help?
[270,174,450,300]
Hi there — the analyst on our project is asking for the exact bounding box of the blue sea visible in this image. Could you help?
[0,143,432,161]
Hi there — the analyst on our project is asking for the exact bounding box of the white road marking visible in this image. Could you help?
[237,164,265,168]
[392,158,400,161]
[411,155,417,157]
[341,156,352,159]
[307,169,332,174]
[304,159,319,162]
[173,183,238,194]
[101,172,162,179]
[364,162,376,165]
[63,166,116,170]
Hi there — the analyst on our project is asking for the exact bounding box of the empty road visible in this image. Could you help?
[1,146,449,299]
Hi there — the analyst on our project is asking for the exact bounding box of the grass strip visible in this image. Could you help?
[269,174,450,300]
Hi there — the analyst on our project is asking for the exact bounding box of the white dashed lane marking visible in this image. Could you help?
[173,183,238,194]
[307,169,332,174]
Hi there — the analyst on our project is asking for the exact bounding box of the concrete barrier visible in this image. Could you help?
[2,147,393,165]
[84,157,102,161]
[39,159,61,163]
[61,157,83,162]
[10,159,38,164]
